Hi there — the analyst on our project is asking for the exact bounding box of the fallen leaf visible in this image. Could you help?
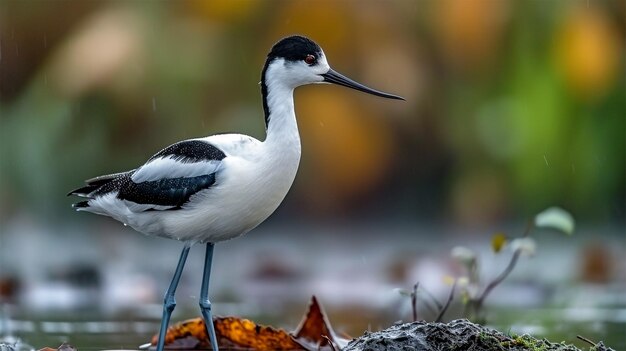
[292,296,349,351]
[149,317,207,347]
[147,296,349,350]
[215,317,302,351]
[149,316,300,350]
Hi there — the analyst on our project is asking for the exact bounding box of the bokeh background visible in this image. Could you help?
[0,0,624,348]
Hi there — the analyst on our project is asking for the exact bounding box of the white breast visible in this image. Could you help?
[149,133,301,242]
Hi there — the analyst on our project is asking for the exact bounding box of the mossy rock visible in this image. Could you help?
[343,319,614,351]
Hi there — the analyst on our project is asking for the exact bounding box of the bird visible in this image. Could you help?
[68,35,403,351]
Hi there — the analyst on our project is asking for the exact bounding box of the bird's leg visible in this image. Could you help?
[199,242,219,351]
[155,243,191,351]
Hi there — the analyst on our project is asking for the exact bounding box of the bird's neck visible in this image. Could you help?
[261,65,301,151]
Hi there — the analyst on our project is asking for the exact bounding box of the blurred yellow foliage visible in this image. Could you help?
[298,89,394,210]
[554,6,621,100]
[188,0,261,23]
[268,1,353,56]
[436,0,508,72]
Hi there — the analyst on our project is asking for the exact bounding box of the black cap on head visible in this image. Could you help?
[268,35,322,62]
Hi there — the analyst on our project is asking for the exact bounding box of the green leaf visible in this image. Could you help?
[534,207,575,235]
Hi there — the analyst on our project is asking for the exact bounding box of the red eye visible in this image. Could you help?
[304,54,316,65]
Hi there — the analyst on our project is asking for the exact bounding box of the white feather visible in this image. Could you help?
[131,157,222,183]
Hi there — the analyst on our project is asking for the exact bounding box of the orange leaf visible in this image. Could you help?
[292,296,349,350]
[149,317,207,348]
[215,317,302,351]
[147,296,348,350]
[150,316,302,350]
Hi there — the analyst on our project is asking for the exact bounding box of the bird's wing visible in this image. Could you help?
[120,139,227,209]
[70,139,227,211]
[131,139,225,183]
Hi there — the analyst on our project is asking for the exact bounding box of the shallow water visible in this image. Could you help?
[3,223,624,349]
[3,304,624,350]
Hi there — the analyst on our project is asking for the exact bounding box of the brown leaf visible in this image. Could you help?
[149,317,207,348]
[151,317,302,350]
[216,317,302,351]
[148,296,348,350]
[291,296,349,351]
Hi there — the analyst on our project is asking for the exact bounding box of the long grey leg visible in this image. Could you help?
[199,243,219,350]
[155,243,191,351]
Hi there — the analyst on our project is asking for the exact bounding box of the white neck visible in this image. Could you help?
[256,61,302,205]
[262,63,301,153]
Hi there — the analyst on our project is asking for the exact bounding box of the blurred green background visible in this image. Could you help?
[1,0,624,224]
[0,0,624,348]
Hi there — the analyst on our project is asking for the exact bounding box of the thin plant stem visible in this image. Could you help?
[435,279,456,322]
[473,221,534,312]
[576,335,597,347]
[475,249,521,310]
[411,283,418,322]
[419,286,443,311]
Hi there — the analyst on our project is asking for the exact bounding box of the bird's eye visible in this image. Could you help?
[304,54,316,65]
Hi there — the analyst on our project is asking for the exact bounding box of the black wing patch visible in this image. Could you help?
[149,140,226,164]
[117,173,216,208]
[71,170,217,211]
[70,140,224,211]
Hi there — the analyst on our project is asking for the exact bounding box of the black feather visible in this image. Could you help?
[69,140,224,210]
[262,35,322,128]
[149,140,226,164]
[67,171,134,196]
[267,35,321,62]
[73,201,90,208]
[116,173,216,207]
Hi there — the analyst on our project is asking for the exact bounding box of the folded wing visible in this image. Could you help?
[69,140,227,212]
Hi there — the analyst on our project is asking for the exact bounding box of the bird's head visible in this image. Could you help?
[263,35,404,100]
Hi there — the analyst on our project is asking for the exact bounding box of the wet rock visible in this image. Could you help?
[343,319,614,351]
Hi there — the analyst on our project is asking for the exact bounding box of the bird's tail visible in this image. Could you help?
[67,170,133,209]
[72,200,90,209]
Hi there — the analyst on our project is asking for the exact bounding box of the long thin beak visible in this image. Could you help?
[321,68,405,100]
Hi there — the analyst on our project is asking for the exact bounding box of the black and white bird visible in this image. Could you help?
[69,35,403,350]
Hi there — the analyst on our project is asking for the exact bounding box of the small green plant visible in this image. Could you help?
[396,280,456,322]
[453,206,575,321]
[397,206,575,323]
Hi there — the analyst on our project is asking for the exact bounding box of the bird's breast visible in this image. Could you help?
[174,141,301,242]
